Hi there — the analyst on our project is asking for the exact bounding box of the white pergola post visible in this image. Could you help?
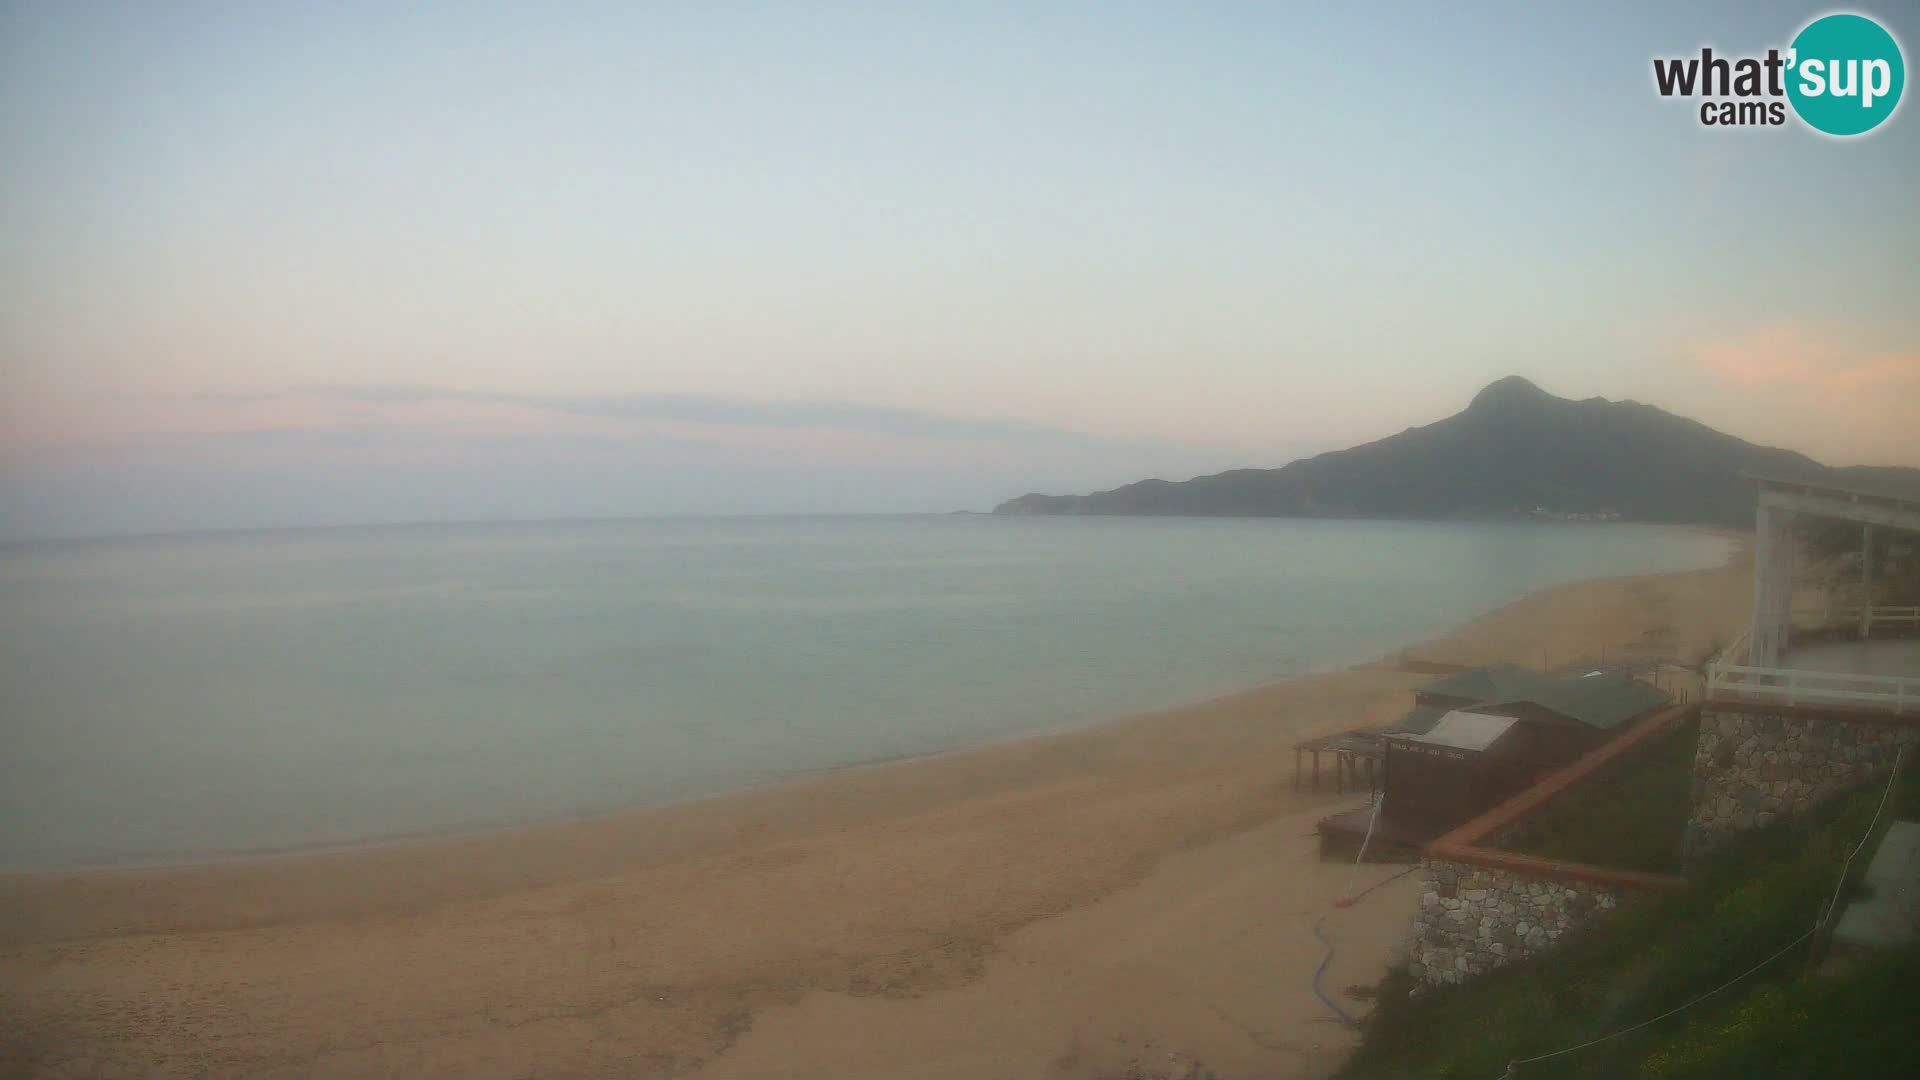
[1749,503,1795,669]
[1859,524,1874,639]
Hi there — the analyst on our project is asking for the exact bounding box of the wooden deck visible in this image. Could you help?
[1315,801,1432,863]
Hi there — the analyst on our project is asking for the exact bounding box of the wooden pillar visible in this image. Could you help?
[1311,750,1320,792]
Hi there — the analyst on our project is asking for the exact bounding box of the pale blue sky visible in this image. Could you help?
[2,2,1916,539]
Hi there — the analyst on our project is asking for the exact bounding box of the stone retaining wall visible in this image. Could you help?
[1687,706,1918,855]
[1408,860,1618,986]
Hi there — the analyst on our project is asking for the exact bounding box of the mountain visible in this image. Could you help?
[992,376,1920,526]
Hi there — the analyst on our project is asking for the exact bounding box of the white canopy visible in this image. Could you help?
[1401,710,1520,753]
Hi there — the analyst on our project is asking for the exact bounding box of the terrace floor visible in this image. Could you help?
[1783,638,1920,680]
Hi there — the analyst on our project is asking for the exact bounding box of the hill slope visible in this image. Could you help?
[993,377,1920,527]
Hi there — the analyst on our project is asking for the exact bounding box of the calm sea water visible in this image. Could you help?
[0,516,1729,870]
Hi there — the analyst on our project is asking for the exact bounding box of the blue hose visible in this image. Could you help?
[1314,865,1420,1028]
[1311,915,1362,1028]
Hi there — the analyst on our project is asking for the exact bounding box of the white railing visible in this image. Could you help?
[1849,605,1920,625]
[1706,602,1919,714]
[1707,663,1916,715]
[1794,604,1920,629]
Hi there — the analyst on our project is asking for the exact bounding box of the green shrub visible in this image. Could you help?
[1338,777,1911,1080]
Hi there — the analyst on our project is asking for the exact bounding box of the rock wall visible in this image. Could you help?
[1408,860,1617,986]
[1687,706,1918,855]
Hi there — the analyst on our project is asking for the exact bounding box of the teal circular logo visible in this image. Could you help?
[1786,13,1905,136]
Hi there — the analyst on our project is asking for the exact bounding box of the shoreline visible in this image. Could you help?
[0,527,1745,881]
[0,663,1433,943]
[0,544,1754,1080]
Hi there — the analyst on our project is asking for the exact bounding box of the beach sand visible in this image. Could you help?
[0,545,1751,1079]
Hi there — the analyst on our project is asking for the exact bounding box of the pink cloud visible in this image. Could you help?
[1687,320,1920,464]
[1693,321,1918,390]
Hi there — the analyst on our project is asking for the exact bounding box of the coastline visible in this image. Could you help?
[0,526,1745,881]
[0,543,1753,1079]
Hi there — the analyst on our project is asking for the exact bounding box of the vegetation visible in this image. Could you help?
[1500,719,1696,874]
[994,376,1920,525]
[1337,778,1919,1080]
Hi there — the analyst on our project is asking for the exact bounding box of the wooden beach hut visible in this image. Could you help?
[1314,664,1671,859]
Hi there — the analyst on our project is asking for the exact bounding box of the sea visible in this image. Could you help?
[0,515,1731,870]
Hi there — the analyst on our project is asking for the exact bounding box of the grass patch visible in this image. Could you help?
[1499,718,1697,874]
[1338,776,1918,1080]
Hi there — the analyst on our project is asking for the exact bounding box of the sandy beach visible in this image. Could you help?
[0,543,1751,1079]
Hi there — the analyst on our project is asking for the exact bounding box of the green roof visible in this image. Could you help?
[1416,663,1669,730]
[1386,703,1450,735]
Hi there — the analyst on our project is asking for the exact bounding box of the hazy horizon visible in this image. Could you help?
[4,2,1917,541]
[0,385,1883,548]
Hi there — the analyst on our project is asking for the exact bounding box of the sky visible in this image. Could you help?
[2,1,1917,540]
